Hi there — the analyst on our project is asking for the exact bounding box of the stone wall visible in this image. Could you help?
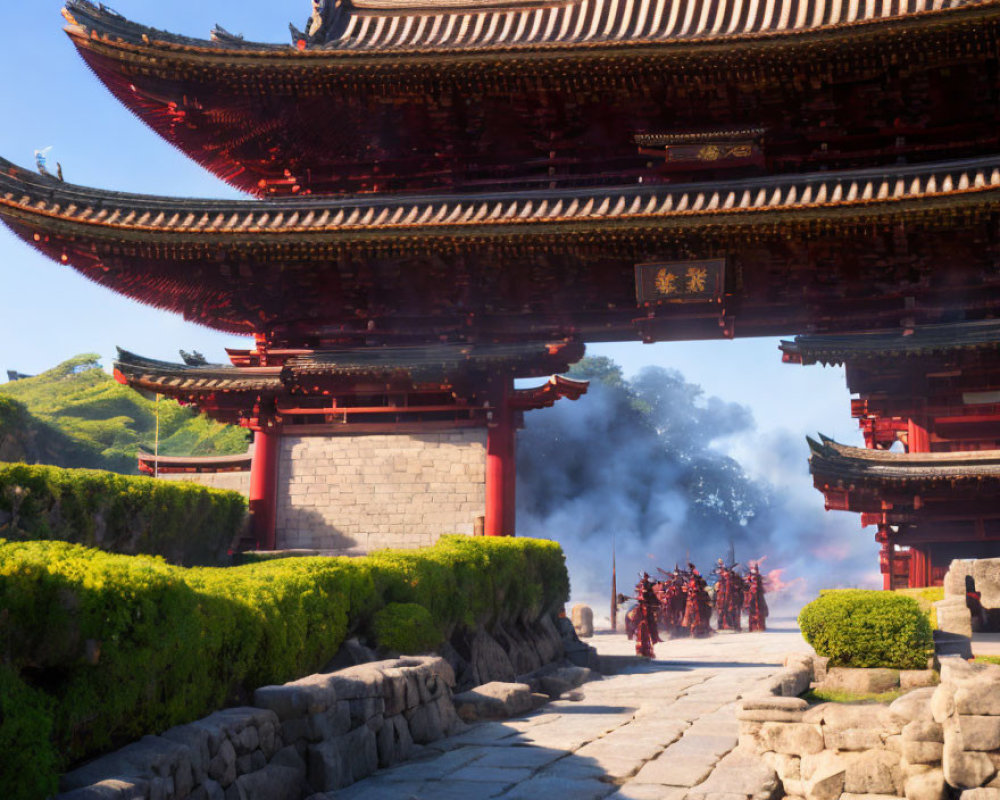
[58,656,465,800]
[738,655,1000,800]
[160,471,251,496]
[276,430,487,553]
[936,558,1000,640]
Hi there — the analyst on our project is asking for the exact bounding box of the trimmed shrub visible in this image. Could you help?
[798,590,934,669]
[373,603,444,653]
[0,535,568,776]
[894,586,944,630]
[0,664,59,800]
[0,463,246,565]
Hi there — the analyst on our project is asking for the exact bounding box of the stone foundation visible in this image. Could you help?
[57,656,466,800]
[738,655,1000,800]
[275,430,487,552]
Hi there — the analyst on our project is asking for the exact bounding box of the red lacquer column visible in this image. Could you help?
[249,430,279,550]
[485,380,515,537]
[907,417,931,453]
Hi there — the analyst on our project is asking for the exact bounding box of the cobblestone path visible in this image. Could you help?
[327,618,810,800]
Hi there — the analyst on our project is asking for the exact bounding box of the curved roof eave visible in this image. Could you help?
[62,0,1000,63]
[3,154,1000,242]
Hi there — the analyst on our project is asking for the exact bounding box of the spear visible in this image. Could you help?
[611,533,617,632]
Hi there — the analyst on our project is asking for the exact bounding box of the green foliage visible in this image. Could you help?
[0,664,59,800]
[0,535,568,774]
[798,590,934,669]
[0,462,246,565]
[894,586,944,630]
[373,603,444,654]
[801,687,906,705]
[0,354,247,473]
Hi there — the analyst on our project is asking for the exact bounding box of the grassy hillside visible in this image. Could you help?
[0,354,248,473]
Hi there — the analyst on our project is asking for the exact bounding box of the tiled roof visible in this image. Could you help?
[808,435,1000,484]
[64,0,994,56]
[114,342,584,393]
[781,320,1000,366]
[4,155,999,239]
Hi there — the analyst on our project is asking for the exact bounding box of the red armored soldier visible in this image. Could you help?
[745,563,769,632]
[682,563,713,638]
[728,565,746,632]
[633,572,661,657]
[712,558,731,630]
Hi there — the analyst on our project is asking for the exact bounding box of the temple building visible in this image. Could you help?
[1,0,999,551]
[782,323,1000,588]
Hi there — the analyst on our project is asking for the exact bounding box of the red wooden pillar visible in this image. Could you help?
[907,417,931,453]
[249,430,279,550]
[877,525,893,590]
[485,380,515,537]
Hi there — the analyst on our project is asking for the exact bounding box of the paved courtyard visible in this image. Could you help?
[327,618,811,800]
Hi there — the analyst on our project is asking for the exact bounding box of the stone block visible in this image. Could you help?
[254,676,335,720]
[901,671,940,690]
[453,681,534,722]
[57,779,150,799]
[890,688,937,725]
[903,721,944,743]
[901,741,944,765]
[820,704,904,735]
[826,728,886,752]
[571,604,594,638]
[208,739,237,787]
[306,740,343,793]
[905,768,947,800]
[685,751,780,800]
[972,559,1000,608]
[403,697,444,743]
[961,791,1000,800]
[758,722,825,756]
[232,764,305,800]
[802,750,847,800]
[943,746,997,789]
[60,735,193,791]
[741,697,809,713]
[956,684,1000,717]
[935,599,973,639]
[822,668,901,695]
[931,685,956,724]
[958,716,1000,751]
[844,750,904,796]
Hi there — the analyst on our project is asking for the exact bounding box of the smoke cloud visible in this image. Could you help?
[516,358,878,623]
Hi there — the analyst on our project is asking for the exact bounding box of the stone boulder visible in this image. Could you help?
[571,604,594,638]
[452,682,534,722]
[821,668,901,695]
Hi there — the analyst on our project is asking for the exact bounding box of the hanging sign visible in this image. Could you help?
[635,258,725,305]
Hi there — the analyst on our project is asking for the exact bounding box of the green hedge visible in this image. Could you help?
[374,603,444,654]
[0,463,246,565]
[798,590,934,669]
[0,535,568,794]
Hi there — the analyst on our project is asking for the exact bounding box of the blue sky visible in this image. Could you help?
[0,2,876,596]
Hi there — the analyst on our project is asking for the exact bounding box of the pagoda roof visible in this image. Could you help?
[4,153,1000,339]
[781,320,1000,366]
[808,435,1000,486]
[65,0,992,59]
[4,154,997,241]
[114,341,584,396]
[137,451,252,474]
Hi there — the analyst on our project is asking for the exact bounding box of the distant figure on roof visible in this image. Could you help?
[180,350,208,367]
[34,147,53,178]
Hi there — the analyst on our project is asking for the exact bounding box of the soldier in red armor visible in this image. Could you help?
[682,563,713,638]
[655,565,687,637]
[633,572,661,657]
[745,562,769,632]
[712,558,732,630]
